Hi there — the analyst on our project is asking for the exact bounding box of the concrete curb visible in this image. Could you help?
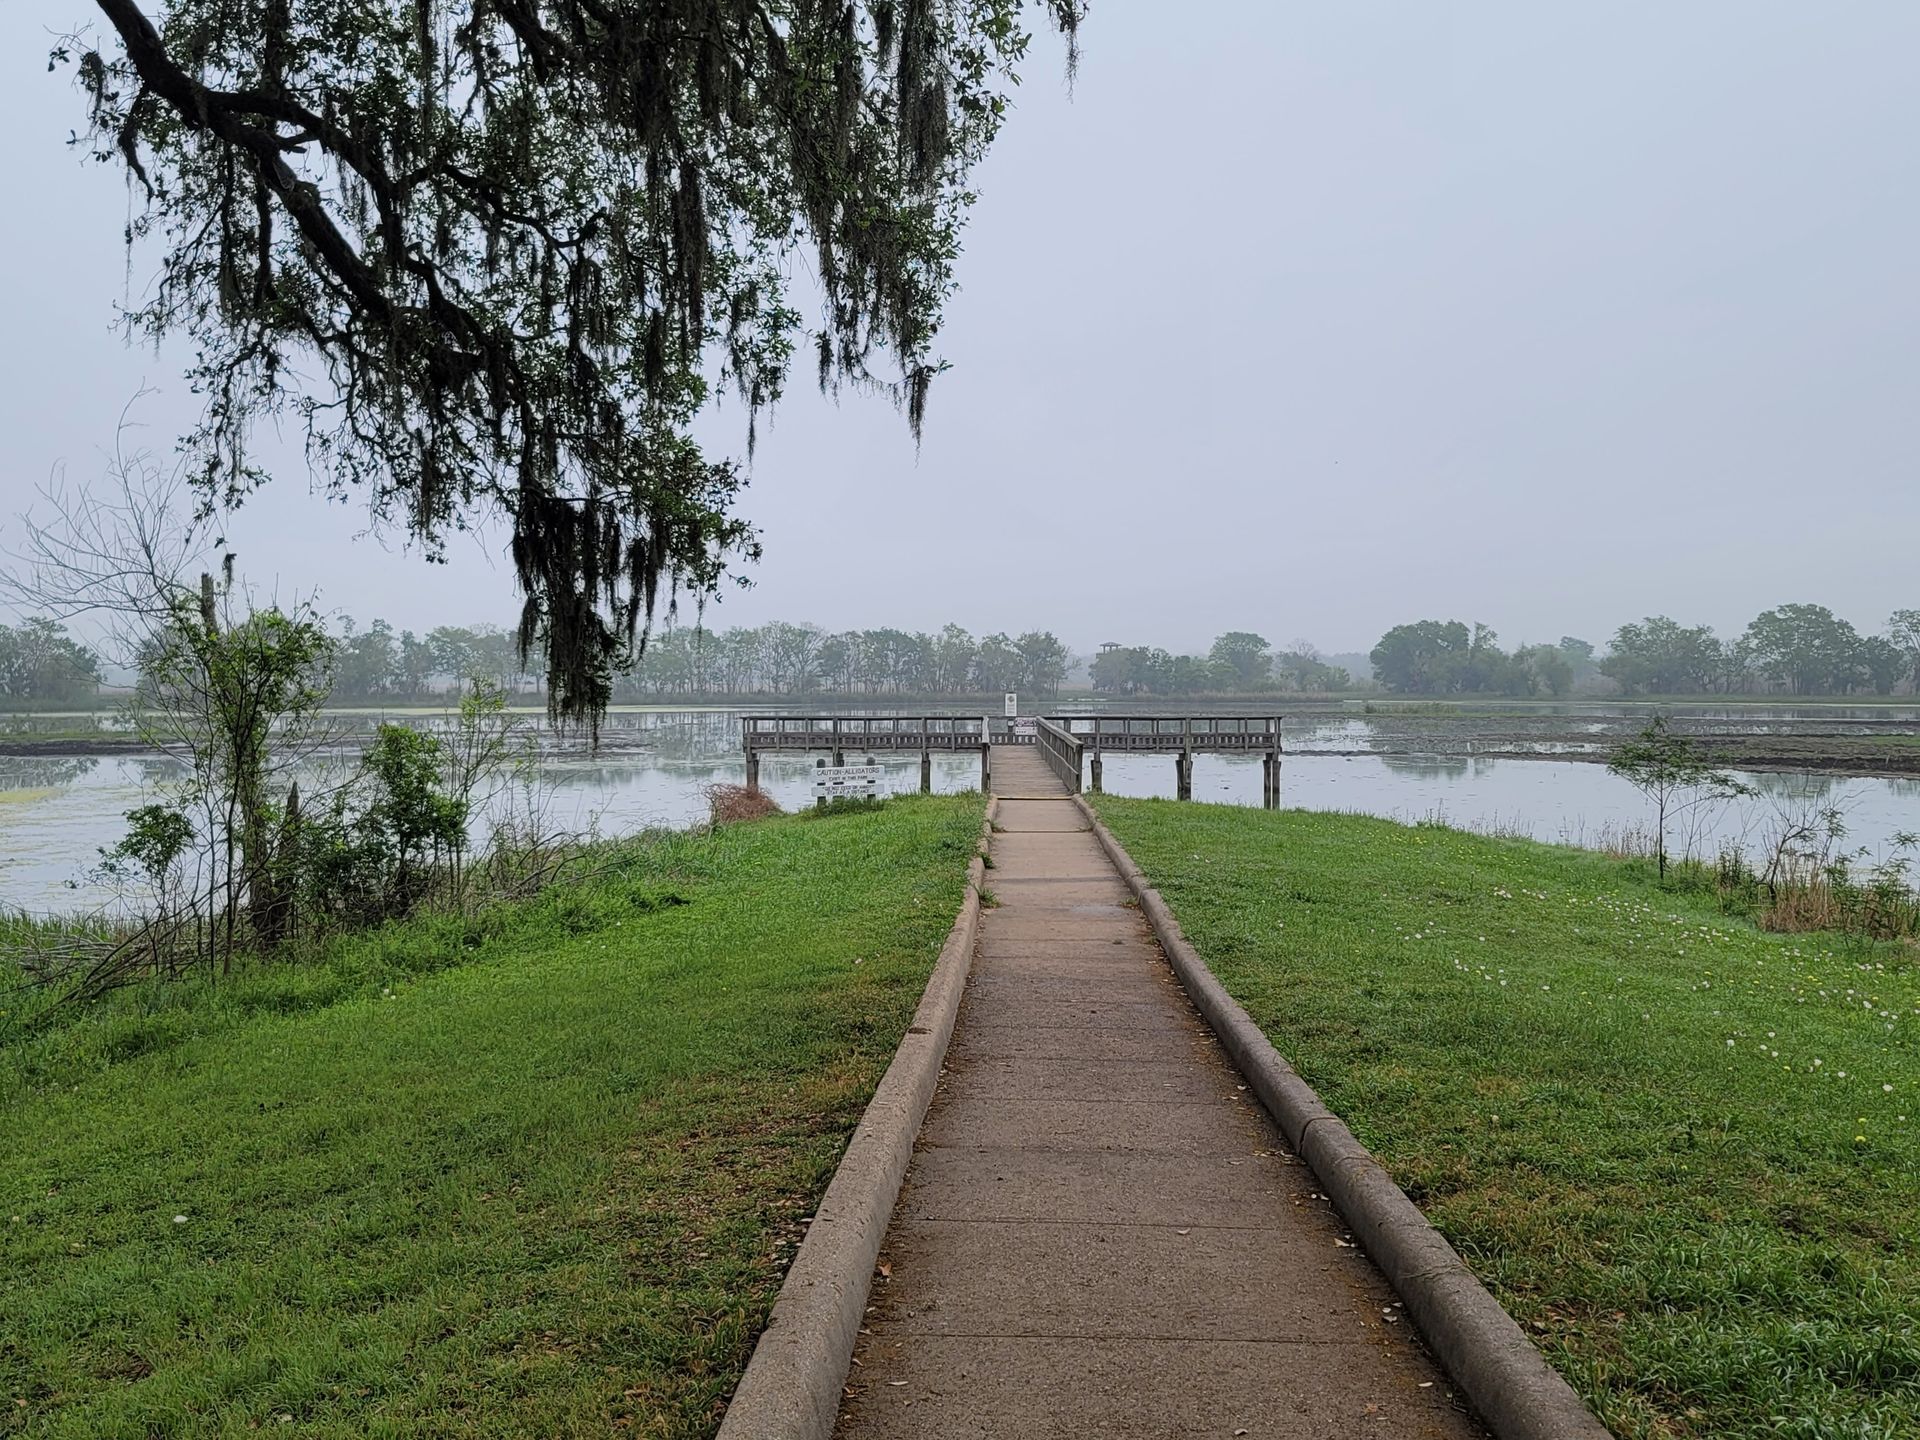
[1072,795,1613,1440]
[715,797,997,1440]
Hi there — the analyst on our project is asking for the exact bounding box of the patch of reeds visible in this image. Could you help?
[1669,802,1920,943]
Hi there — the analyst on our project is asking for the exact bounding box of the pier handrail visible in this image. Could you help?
[742,714,1281,753]
[742,715,989,749]
[1033,717,1083,794]
[738,712,1280,804]
[1060,715,1282,750]
[740,713,994,793]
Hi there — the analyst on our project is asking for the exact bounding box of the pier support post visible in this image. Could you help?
[1273,719,1284,808]
[920,748,932,795]
[1175,749,1192,801]
[1089,750,1103,793]
[746,750,760,791]
[980,744,992,793]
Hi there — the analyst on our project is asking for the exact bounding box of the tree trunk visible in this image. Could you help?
[252,780,301,947]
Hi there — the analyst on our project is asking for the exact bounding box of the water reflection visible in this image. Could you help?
[1378,753,1473,781]
[6,707,1920,914]
[0,756,101,791]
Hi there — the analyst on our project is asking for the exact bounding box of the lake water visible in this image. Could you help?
[5,707,1919,913]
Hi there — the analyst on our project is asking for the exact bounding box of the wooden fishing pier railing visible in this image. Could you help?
[743,715,995,791]
[743,714,1283,806]
[1035,715,1283,805]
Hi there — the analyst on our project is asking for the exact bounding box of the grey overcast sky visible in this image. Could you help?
[3,3,1917,655]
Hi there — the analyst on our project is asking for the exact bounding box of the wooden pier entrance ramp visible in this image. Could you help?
[834,745,1481,1437]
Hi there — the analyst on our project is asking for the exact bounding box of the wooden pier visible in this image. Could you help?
[744,714,1283,806]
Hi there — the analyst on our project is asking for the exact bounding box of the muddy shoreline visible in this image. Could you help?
[0,737,155,758]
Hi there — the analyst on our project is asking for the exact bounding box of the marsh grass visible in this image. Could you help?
[1096,797,1920,1440]
[1,794,983,1438]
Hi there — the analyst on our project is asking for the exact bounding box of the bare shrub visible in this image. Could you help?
[703,783,781,827]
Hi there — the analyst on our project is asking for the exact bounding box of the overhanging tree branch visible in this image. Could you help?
[63,0,1082,731]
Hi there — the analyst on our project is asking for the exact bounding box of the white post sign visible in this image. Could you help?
[1004,692,1018,717]
[812,763,886,800]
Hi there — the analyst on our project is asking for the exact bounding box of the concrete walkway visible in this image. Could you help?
[835,746,1483,1438]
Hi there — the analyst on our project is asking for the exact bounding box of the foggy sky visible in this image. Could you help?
[4,2,1917,657]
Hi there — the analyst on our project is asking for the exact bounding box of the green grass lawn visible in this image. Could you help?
[1,795,981,1439]
[1094,797,1919,1440]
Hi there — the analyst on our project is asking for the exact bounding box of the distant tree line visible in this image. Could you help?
[1599,605,1920,696]
[326,605,1920,701]
[321,620,1072,702]
[332,621,541,700]
[1370,605,1920,697]
[0,617,104,704]
[623,624,1071,699]
[1088,633,1351,696]
[17,603,1920,708]
[1368,624,1583,697]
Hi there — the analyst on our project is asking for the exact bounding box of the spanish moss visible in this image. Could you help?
[63,0,1082,728]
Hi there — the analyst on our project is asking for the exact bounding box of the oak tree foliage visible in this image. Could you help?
[60,0,1080,728]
